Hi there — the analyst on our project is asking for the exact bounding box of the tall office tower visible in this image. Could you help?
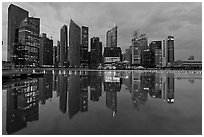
[131,30,148,66]
[103,47,121,68]
[90,37,102,69]
[149,41,162,67]
[7,4,28,62]
[99,42,103,64]
[57,41,60,66]
[162,36,174,67]
[69,19,81,68]
[142,49,154,68]
[124,47,132,65]
[53,46,58,67]
[14,17,40,68]
[59,25,68,67]
[39,33,53,67]
[106,26,117,47]
[80,26,89,68]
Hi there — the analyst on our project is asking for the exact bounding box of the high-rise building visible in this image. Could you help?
[106,26,117,47]
[14,17,40,68]
[39,33,53,67]
[142,49,154,68]
[103,47,121,69]
[59,25,68,67]
[57,41,60,67]
[80,26,89,68]
[99,42,103,64]
[124,47,132,65]
[7,4,28,62]
[90,37,102,69]
[149,41,162,67]
[69,19,81,68]
[131,31,148,66]
[162,36,174,67]
[53,46,58,67]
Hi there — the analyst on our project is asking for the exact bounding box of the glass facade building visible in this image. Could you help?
[162,36,174,67]
[69,19,81,68]
[131,32,148,66]
[90,37,102,69]
[80,26,89,68]
[7,4,28,62]
[39,33,53,67]
[106,26,117,47]
[14,17,40,68]
[59,25,68,67]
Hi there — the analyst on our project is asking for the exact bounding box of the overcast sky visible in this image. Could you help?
[2,2,202,61]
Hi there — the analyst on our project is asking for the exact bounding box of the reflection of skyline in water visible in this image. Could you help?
[4,70,176,134]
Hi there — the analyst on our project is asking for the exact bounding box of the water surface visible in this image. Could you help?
[2,70,202,135]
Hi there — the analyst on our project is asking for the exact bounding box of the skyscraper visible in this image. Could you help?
[59,25,68,67]
[162,36,174,67]
[7,4,28,62]
[90,37,102,69]
[103,47,121,68]
[14,17,40,68]
[149,41,162,67]
[53,46,58,67]
[39,33,53,67]
[131,31,148,66]
[106,26,117,47]
[69,19,81,68]
[80,26,89,68]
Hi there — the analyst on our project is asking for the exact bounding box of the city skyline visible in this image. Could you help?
[2,2,202,61]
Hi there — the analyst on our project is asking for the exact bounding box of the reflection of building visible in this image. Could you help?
[89,71,102,101]
[39,33,53,67]
[130,72,148,109]
[68,72,80,119]
[80,71,89,112]
[128,72,175,109]
[59,72,68,113]
[161,73,175,103]
[39,71,53,104]
[7,4,28,62]
[6,79,39,134]
[69,19,81,68]
[104,71,121,116]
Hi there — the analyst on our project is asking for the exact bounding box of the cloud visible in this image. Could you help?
[2,2,202,61]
